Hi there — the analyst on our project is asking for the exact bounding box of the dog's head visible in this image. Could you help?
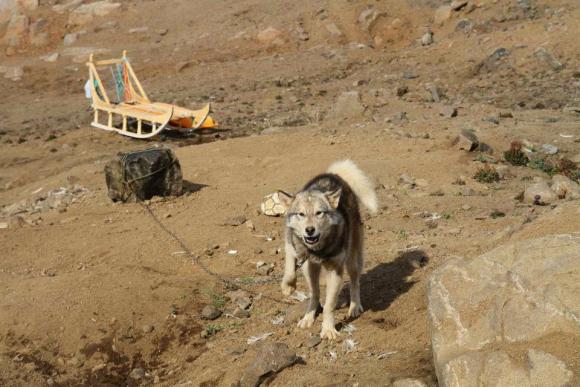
[279,189,343,251]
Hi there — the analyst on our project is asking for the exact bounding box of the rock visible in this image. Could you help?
[523,181,557,205]
[256,26,283,46]
[142,325,154,334]
[569,154,580,164]
[453,130,478,152]
[240,342,297,387]
[358,7,384,32]
[0,222,8,229]
[396,86,409,97]
[434,5,452,25]
[473,48,510,75]
[421,32,433,46]
[499,110,513,118]
[330,91,365,121]
[398,173,416,188]
[323,21,343,38]
[3,13,28,46]
[450,0,468,11]
[202,305,221,320]
[104,147,183,203]
[534,48,564,71]
[439,106,457,118]
[129,27,148,34]
[20,0,39,11]
[305,335,322,348]
[129,367,145,380]
[224,215,247,226]
[551,175,580,200]
[425,84,440,102]
[256,262,274,276]
[233,308,251,318]
[428,234,579,386]
[393,379,428,387]
[175,61,193,72]
[455,18,473,32]
[29,18,49,47]
[157,28,168,36]
[387,111,408,124]
[69,1,121,26]
[541,144,558,155]
[1,65,23,81]
[95,20,119,32]
[461,204,472,211]
[53,0,83,13]
[285,300,309,325]
[227,290,252,310]
[63,33,78,46]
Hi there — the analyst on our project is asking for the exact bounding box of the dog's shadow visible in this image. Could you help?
[339,250,428,317]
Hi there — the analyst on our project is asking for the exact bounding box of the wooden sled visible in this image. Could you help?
[86,51,216,139]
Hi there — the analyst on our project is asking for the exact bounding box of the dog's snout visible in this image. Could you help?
[305,226,315,236]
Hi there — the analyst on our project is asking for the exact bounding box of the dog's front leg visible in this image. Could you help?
[281,238,298,296]
[320,267,343,340]
[298,260,321,328]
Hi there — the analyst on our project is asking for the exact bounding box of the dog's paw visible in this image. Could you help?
[320,325,340,340]
[297,314,315,329]
[281,281,296,297]
[348,303,364,318]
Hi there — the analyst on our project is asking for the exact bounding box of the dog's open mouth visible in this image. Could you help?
[304,235,320,245]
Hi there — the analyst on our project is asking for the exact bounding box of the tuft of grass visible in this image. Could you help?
[443,213,452,220]
[202,288,226,309]
[397,229,408,240]
[474,164,500,183]
[527,156,556,176]
[205,324,224,336]
[504,141,529,166]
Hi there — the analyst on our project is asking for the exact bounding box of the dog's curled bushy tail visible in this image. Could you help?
[328,160,378,214]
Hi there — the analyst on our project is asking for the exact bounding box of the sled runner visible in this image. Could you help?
[86,51,216,139]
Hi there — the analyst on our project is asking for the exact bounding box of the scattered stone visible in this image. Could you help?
[434,5,452,25]
[455,18,473,32]
[428,235,579,386]
[175,61,193,72]
[240,342,297,387]
[233,308,251,319]
[63,33,78,46]
[3,13,28,47]
[323,21,344,38]
[534,47,564,71]
[142,325,154,334]
[330,91,365,121]
[439,106,458,118]
[387,111,408,124]
[306,335,322,348]
[53,0,83,13]
[499,110,513,118]
[129,27,148,34]
[473,48,510,75]
[425,84,441,102]
[227,290,252,310]
[403,70,418,79]
[41,52,59,63]
[398,173,416,189]
[157,28,169,36]
[523,181,557,205]
[453,130,479,152]
[69,1,121,26]
[483,116,500,125]
[450,0,468,11]
[421,32,433,46]
[396,86,409,97]
[393,378,428,387]
[541,144,558,155]
[358,7,384,32]
[551,175,580,200]
[224,215,247,226]
[256,262,274,276]
[257,26,283,46]
[129,367,145,380]
[202,305,222,320]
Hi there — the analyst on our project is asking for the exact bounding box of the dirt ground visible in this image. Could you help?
[1,0,579,386]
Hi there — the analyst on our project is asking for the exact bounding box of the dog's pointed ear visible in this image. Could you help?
[276,190,294,210]
[326,188,342,209]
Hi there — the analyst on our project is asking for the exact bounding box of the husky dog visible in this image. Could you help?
[278,160,378,339]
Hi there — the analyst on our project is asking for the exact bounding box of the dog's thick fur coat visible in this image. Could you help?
[279,160,377,339]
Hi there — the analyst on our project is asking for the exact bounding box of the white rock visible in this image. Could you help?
[256,26,283,46]
[63,32,78,46]
[523,181,557,205]
[69,1,121,26]
[421,32,433,46]
[551,175,580,200]
[41,52,59,62]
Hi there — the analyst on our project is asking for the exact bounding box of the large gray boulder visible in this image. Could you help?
[428,234,579,387]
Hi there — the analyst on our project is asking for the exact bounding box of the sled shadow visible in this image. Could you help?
[339,250,428,316]
[183,180,208,194]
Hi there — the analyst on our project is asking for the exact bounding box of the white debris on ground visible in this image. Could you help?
[247,332,273,344]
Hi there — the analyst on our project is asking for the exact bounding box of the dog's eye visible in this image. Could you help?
[315,211,324,216]
[298,212,305,217]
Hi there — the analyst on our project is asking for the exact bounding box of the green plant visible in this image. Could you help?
[205,324,224,336]
[443,213,452,220]
[503,141,529,166]
[397,229,408,240]
[474,164,500,183]
[527,156,556,176]
[202,288,226,309]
